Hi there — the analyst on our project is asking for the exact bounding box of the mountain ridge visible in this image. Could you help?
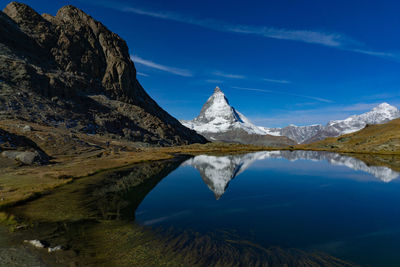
[0,2,207,146]
[262,102,400,144]
[181,86,399,146]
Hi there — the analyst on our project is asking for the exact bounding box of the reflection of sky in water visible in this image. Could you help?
[135,151,400,266]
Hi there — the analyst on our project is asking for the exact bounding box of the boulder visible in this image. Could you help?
[1,150,47,165]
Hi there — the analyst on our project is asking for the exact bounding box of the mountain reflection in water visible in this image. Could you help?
[182,151,400,199]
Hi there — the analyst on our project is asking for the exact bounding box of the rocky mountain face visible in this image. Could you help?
[261,124,323,144]
[0,2,206,146]
[264,103,400,144]
[181,87,294,146]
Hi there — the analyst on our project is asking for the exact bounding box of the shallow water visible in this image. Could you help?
[135,151,400,266]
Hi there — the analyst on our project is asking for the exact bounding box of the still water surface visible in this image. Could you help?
[135,151,400,266]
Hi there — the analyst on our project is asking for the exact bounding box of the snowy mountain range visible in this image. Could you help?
[180,87,294,146]
[181,87,400,144]
[182,151,400,199]
[265,102,400,143]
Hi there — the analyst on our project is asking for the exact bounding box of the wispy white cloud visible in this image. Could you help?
[213,71,245,79]
[228,25,354,47]
[205,79,224,83]
[349,49,400,61]
[117,6,353,48]
[363,92,400,100]
[131,55,193,77]
[231,86,332,103]
[263,78,291,84]
[340,103,380,112]
[93,1,400,60]
[137,72,149,77]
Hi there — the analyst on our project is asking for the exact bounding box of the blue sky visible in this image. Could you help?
[4,0,400,127]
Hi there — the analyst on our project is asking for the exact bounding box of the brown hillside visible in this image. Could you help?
[0,2,206,146]
[298,118,400,154]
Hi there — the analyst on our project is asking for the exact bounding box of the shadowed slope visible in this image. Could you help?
[0,2,206,146]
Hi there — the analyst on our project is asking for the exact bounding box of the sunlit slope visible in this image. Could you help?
[299,118,400,154]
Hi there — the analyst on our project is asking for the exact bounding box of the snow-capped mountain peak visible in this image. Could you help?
[326,103,400,133]
[213,86,223,94]
[195,86,237,124]
[374,102,395,110]
[369,102,399,120]
[181,87,267,135]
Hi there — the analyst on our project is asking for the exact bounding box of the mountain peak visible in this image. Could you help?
[181,87,271,136]
[194,87,233,124]
[213,86,222,94]
[373,102,396,111]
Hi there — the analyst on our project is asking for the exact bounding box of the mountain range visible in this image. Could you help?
[182,87,400,144]
[264,102,400,143]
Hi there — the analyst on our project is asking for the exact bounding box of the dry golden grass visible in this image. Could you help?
[0,150,174,208]
[298,118,400,155]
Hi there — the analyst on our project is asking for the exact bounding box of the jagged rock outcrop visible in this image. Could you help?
[0,2,207,146]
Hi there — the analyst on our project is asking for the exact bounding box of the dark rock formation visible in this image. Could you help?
[0,127,49,165]
[0,2,207,146]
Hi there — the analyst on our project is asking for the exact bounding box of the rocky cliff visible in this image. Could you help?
[0,2,207,146]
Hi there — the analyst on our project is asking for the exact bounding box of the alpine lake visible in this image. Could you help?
[2,150,400,266]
